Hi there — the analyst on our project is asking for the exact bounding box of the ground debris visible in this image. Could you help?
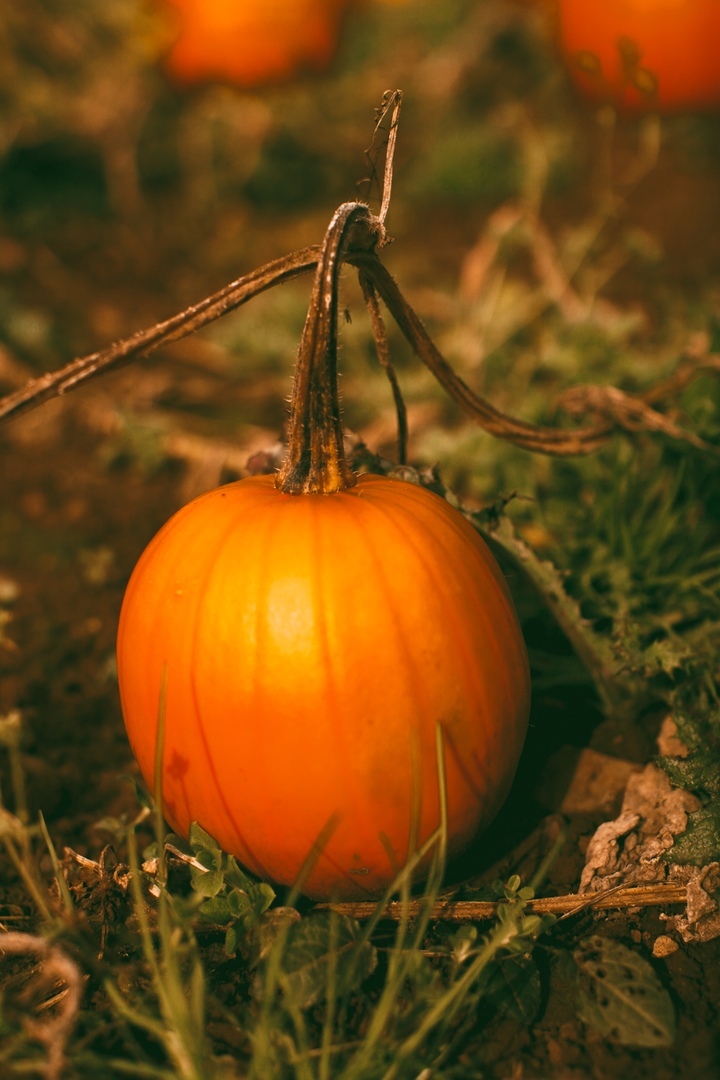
[657,715,689,758]
[579,763,700,894]
[652,935,679,958]
[0,932,83,1080]
[579,762,720,945]
[662,864,720,944]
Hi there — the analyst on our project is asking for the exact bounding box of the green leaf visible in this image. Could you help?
[277,913,377,1010]
[667,804,720,866]
[662,743,720,798]
[480,954,541,1024]
[225,855,256,891]
[199,882,275,932]
[660,702,720,864]
[518,914,544,938]
[641,638,693,677]
[190,865,225,897]
[249,882,275,919]
[506,874,521,895]
[574,936,676,1048]
[451,925,478,963]
[198,895,235,923]
[225,926,238,957]
[671,704,720,760]
[188,822,222,856]
[226,888,253,920]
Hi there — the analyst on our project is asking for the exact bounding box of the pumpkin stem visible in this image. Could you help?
[277,201,383,495]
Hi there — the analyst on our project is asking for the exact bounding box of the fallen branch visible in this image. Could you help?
[319,882,688,922]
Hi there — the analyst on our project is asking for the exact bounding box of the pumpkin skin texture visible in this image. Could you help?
[556,0,720,114]
[117,473,530,901]
[163,0,347,87]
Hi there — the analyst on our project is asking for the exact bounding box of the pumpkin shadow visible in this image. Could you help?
[444,617,606,890]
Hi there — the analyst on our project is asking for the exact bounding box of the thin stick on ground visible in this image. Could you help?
[318,882,689,922]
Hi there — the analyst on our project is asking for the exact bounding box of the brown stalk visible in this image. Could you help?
[0,239,714,459]
[349,251,612,455]
[370,89,403,230]
[359,271,408,464]
[556,382,719,455]
[319,882,688,922]
[276,202,382,494]
[0,246,320,427]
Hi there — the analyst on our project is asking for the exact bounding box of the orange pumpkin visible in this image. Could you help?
[163,0,348,87]
[116,203,530,901]
[117,473,530,900]
[555,0,720,113]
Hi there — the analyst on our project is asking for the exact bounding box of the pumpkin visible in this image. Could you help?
[116,203,530,901]
[555,0,720,113]
[163,0,348,87]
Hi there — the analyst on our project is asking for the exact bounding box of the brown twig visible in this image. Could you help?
[319,882,688,922]
[0,246,320,427]
[641,351,720,405]
[0,237,609,455]
[0,932,83,1080]
[276,203,382,494]
[555,346,720,455]
[0,237,715,459]
[349,251,612,455]
[556,382,720,455]
[362,89,403,232]
[359,271,408,464]
[377,90,402,229]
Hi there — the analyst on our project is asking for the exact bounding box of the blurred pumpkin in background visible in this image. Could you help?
[555,0,720,113]
[163,0,349,86]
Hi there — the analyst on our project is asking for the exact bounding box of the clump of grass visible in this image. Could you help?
[0,719,559,1080]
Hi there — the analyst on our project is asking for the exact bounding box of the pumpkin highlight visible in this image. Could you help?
[117,472,530,900]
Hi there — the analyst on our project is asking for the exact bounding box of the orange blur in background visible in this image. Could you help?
[164,0,349,87]
[555,0,720,113]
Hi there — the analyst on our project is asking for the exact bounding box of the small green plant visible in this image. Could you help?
[163,822,276,957]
